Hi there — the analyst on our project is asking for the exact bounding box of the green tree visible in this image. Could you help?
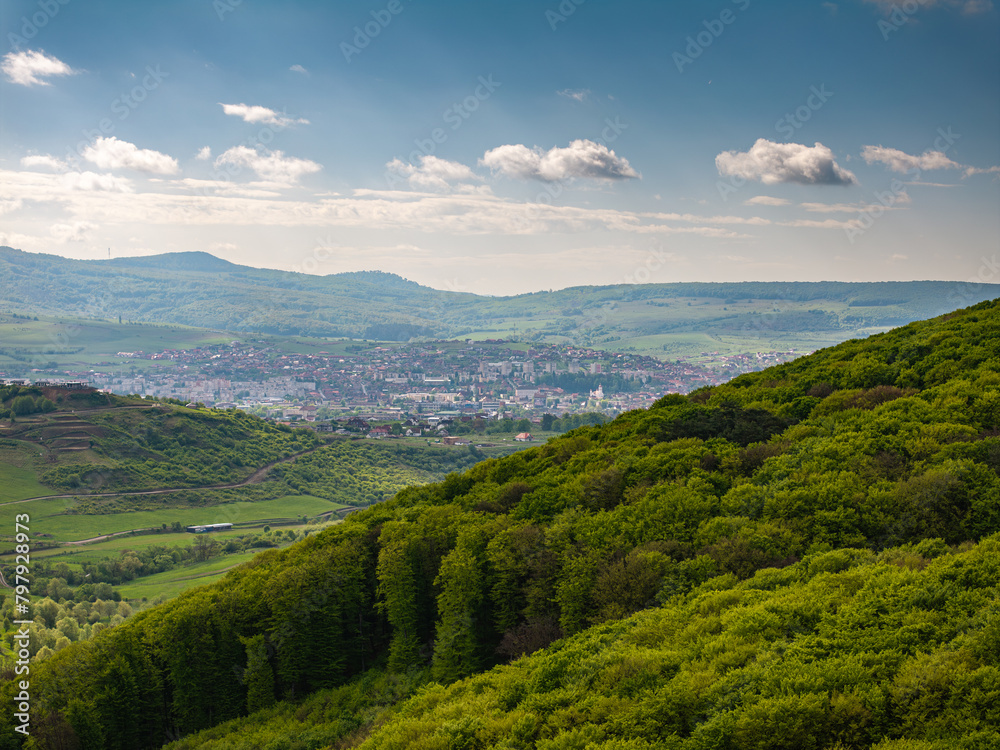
[241,634,276,713]
[432,534,487,683]
[377,529,422,671]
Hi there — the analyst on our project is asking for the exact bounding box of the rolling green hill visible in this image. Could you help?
[2,246,998,359]
[2,298,999,749]
[0,386,506,627]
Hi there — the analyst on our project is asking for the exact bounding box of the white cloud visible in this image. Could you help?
[21,154,68,171]
[214,146,321,184]
[0,231,44,249]
[861,145,962,172]
[289,64,308,75]
[196,146,212,161]
[963,165,1000,177]
[745,196,790,206]
[557,88,591,102]
[220,103,309,127]
[51,221,98,243]
[386,156,480,192]
[779,218,866,229]
[1,49,76,86]
[173,177,284,198]
[716,139,857,186]
[0,199,23,215]
[0,164,899,251]
[63,171,134,192]
[481,139,639,182]
[83,137,179,175]
[642,211,771,227]
[801,194,911,213]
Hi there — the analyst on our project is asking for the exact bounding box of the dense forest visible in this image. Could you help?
[2,299,1000,748]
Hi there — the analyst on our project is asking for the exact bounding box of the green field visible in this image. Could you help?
[0,312,362,373]
[0,495,344,542]
[4,528,246,564]
[0,316,234,370]
[0,461,52,503]
[0,494,340,544]
[116,550,262,600]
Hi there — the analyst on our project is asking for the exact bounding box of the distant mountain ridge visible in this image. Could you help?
[1,246,997,350]
[101,251,240,273]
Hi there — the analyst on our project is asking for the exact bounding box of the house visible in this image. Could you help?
[186,523,233,533]
[515,432,533,442]
[442,436,471,446]
[368,426,391,439]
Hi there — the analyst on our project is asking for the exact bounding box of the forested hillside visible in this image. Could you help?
[3,299,1000,749]
[2,246,997,352]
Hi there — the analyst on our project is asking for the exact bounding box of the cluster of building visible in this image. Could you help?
[30,339,806,423]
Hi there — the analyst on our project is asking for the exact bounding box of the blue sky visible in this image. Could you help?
[1,0,998,295]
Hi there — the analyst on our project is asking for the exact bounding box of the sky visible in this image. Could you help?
[0,0,998,296]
